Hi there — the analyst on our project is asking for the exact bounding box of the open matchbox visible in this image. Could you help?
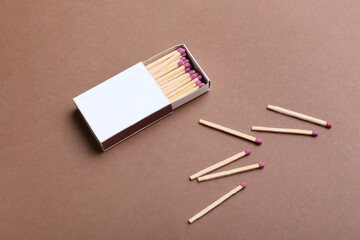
[73,44,211,151]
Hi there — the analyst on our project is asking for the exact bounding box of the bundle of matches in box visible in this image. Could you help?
[145,47,205,102]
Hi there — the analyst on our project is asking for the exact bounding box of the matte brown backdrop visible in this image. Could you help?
[1,0,359,239]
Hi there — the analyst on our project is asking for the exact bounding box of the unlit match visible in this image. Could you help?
[189,149,251,181]
[188,182,247,224]
[197,162,265,182]
[199,119,262,144]
[251,126,318,136]
[267,105,332,128]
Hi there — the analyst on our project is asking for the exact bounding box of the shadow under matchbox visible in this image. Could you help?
[73,44,210,151]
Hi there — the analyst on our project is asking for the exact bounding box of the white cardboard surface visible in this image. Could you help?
[73,62,170,143]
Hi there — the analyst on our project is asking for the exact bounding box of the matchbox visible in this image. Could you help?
[73,44,210,151]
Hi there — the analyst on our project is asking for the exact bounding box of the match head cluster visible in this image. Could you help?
[177,47,186,54]
[176,48,205,88]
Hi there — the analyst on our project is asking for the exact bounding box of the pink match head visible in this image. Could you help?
[245,149,251,155]
[241,182,247,188]
[199,83,205,88]
[312,130,319,136]
[195,80,201,86]
[184,59,190,63]
[189,70,196,75]
[191,73,199,79]
[326,122,332,129]
[182,53,187,57]
[177,60,184,66]
[185,68,191,72]
[255,138,262,144]
[177,47,186,54]
[197,75,203,80]
[181,57,186,61]
[258,162,265,168]
[184,63,191,68]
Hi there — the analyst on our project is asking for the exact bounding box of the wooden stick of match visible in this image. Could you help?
[162,75,193,95]
[148,52,183,75]
[146,48,186,70]
[167,78,200,98]
[188,182,247,224]
[197,163,265,182]
[199,119,263,144]
[169,85,199,102]
[156,67,186,83]
[160,72,191,89]
[251,126,319,136]
[267,105,333,128]
[189,149,251,180]
[168,81,198,100]
[158,70,186,84]
[146,51,177,70]
[151,60,188,80]
[158,69,193,87]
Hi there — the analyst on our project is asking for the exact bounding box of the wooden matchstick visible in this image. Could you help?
[156,67,187,83]
[152,60,190,80]
[189,149,251,180]
[197,163,265,182]
[267,105,332,128]
[160,72,192,89]
[145,50,178,70]
[158,69,195,87]
[148,52,183,75]
[188,182,247,224]
[162,75,196,95]
[160,70,186,82]
[168,80,200,100]
[167,77,201,98]
[251,126,319,136]
[199,119,263,144]
[169,84,200,102]
[146,47,185,70]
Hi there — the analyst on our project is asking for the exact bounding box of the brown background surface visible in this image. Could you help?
[1,0,359,239]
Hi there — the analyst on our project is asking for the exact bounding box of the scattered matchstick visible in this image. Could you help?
[251,126,318,136]
[267,105,332,128]
[190,149,251,180]
[197,163,265,182]
[199,119,263,144]
[188,182,247,224]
